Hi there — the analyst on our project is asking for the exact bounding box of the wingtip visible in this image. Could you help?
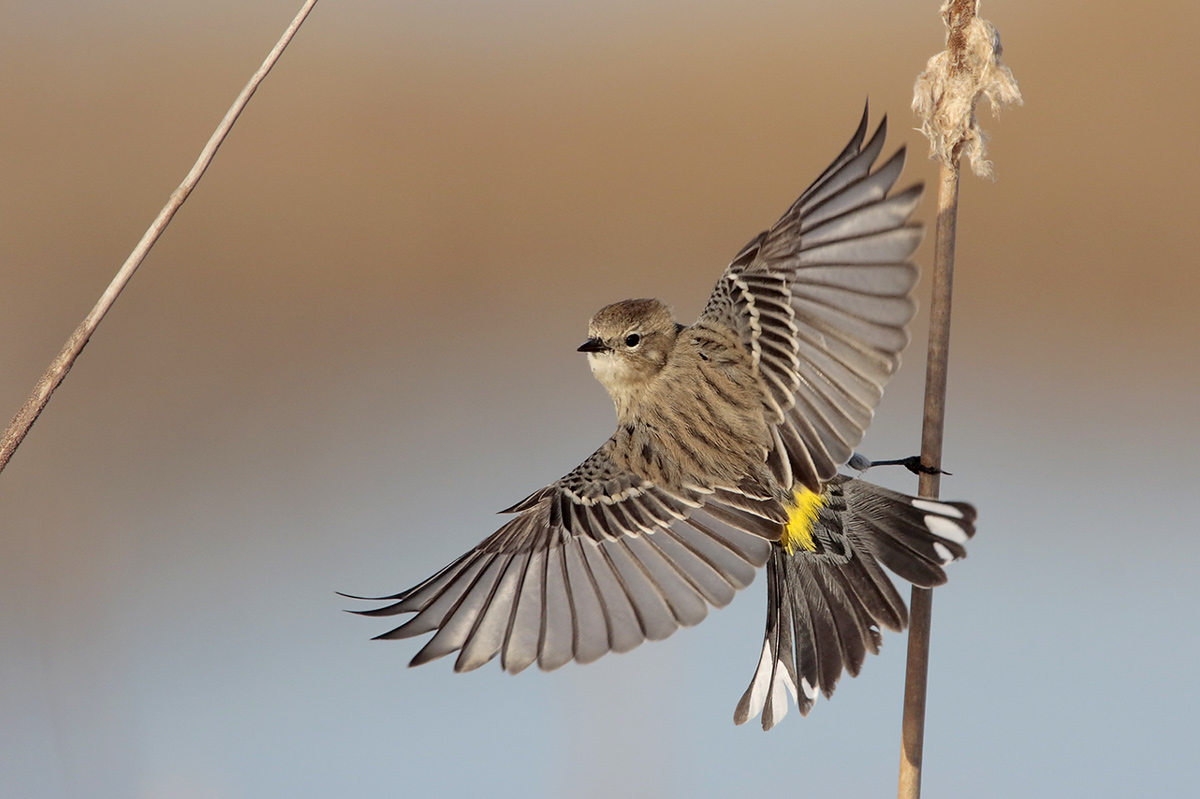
[856,98,870,136]
[349,604,408,617]
[408,640,455,667]
[337,589,405,602]
[850,103,870,153]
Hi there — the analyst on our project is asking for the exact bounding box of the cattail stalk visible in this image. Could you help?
[900,2,1020,797]
[0,0,321,478]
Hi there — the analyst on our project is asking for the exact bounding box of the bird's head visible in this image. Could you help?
[578,298,678,410]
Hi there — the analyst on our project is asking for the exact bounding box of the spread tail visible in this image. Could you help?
[734,476,976,730]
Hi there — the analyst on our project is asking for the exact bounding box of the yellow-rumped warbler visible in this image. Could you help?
[349,108,976,729]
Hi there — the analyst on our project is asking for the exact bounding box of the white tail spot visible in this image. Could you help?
[781,666,798,704]
[933,541,955,564]
[747,641,773,719]
[770,667,791,725]
[925,515,969,544]
[913,499,964,519]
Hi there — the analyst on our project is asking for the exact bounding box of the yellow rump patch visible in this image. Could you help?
[782,487,827,555]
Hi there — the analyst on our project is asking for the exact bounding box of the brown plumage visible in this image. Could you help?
[583,298,780,508]
[348,108,977,729]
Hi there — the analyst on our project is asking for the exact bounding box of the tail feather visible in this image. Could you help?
[735,475,976,730]
[735,556,809,728]
[763,558,800,729]
[846,479,976,587]
[811,560,874,679]
[792,562,845,704]
[834,539,908,632]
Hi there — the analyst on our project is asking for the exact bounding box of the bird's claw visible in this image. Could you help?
[849,454,951,477]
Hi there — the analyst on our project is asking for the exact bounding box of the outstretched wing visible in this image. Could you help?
[700,108,924,492]
[349,441,777,674]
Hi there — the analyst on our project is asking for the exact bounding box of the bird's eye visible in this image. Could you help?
[625,333,641,347]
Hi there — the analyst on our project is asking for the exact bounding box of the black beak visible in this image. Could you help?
[577,337,608,353]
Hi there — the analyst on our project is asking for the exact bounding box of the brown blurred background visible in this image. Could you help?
[2,1,1198,797]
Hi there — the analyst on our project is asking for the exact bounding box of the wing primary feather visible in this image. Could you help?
[406,554,508,666]
[501,546,545,674]
[622,534,708,627]
[604,538,680,641]
[801,163,917,239]
[564,538,611,665]
[779,404,838,486]
[591,541,652,647]
[657,523,739,590]
[796,260,919,296]
[793,323,898,385]
[794,358,875,432]
[797,117,888,215]
[678,515,767,580]
[453,553,523,672]
[580,540,645,653]
[372,554,491,639]
[796,226,923,267]
[794,103,871,207]
[494,548,535,671]
[792,336,885,415]
[537,541,576,671]
[640,529,735,608]
[793,295,911,355]
[498,485,553,514]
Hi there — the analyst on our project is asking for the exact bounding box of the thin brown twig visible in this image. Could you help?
[0,0,321,478]
[900,2,1020,797]
[899,161,960,799]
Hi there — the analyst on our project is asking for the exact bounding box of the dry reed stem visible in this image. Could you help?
[0,0,321,478]
[913,0,1022,177]
[899,2,1021,798]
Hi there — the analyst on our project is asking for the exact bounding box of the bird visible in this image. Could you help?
[347,107,977,729]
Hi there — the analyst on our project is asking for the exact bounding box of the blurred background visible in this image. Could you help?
[2,1,1197,797]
